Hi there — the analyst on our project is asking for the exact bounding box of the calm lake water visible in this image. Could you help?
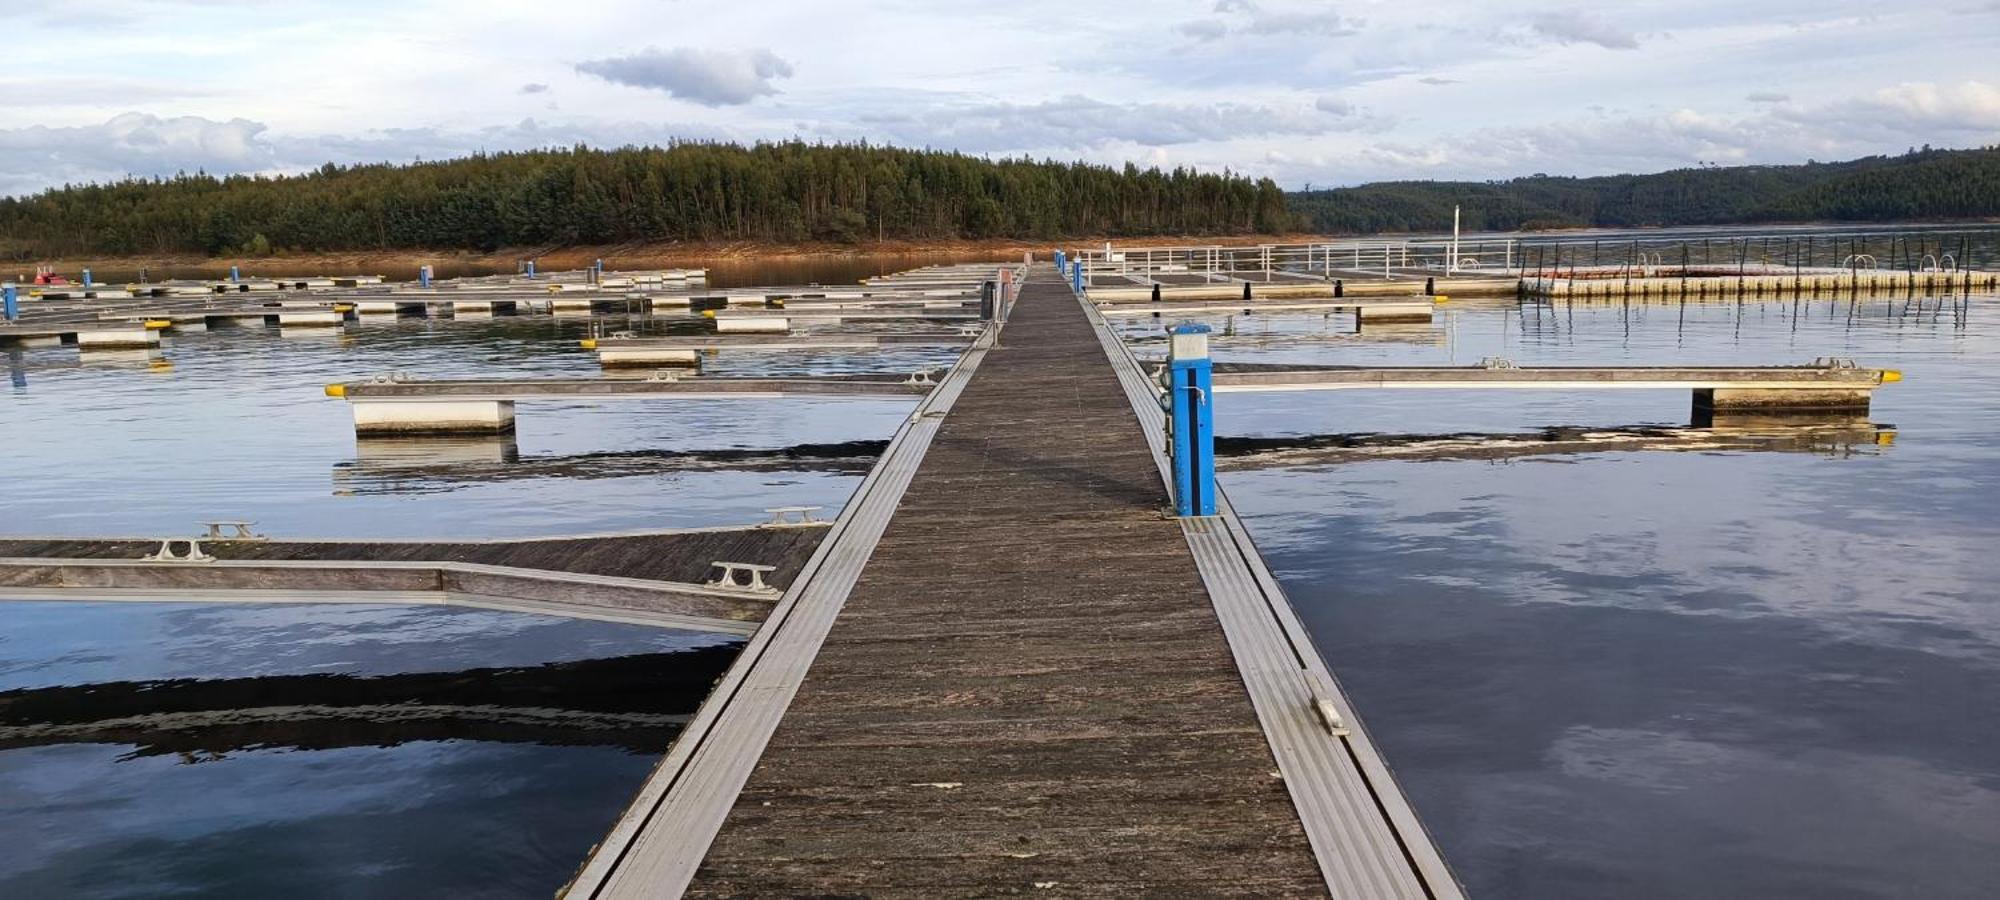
[1189,289,2000,898]
[5,238,1999,896]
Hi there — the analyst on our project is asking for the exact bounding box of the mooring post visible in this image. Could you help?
[1072,260,1085,293]
[82,268,93,288]
[1162,324,1216,517]
[419,265,433,288]
[526,259,537,278]
[230,265,241,283]
[2,284,17,322]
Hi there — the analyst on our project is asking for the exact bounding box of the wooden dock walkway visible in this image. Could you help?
[567,269,1457,897]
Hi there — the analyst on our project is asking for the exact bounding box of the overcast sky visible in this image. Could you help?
[3,0,1997,197]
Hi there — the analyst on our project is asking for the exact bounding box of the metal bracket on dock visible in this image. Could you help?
[1811,357,1859,369]
[200,520,264,541]
[903,368,939,387]
[1307,679,1351,737]
[645,370,685,382]
[763,506,825,527]
[707,561,779,595]
[142,538,215,563]
[1477,357,1519,370]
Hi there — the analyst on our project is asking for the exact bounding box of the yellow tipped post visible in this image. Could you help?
[580,338,599,350]
[323,383,347,398]
[1880,369,1903,383]
[702,309,716,318]
[1432,294,1450,303]
[143,319,172,329]
[332,303,354,313]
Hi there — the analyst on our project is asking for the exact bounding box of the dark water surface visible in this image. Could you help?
[0,602,740,898]
[1197,290,2000,898]
[6,247,1999,896]
[0,256,949,896]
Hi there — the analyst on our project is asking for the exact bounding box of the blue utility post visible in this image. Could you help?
[1054,249,1066,271]
[3,284,18,322]
[82,268,93,287]
[230,265,241,283]
[1162,323,1216,516]
[1071,259,1085,293]
[419,264,433,288]
[525,259,537,278]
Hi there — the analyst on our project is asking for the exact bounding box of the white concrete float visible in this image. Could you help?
[599,347,701,367]
[278,309,346,328]
[451,299,511,317]
[353,400,516,435]
[76,327,160,350]
[1357,303,1435,322]
[714,316,790,334]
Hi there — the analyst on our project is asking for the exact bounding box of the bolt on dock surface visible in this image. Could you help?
[569,269,1457,898]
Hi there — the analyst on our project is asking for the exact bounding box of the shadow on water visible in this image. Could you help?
[0,647,739,757]
[0,599,745,899]
[335,438,888,494]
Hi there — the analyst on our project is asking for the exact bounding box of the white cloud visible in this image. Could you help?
[851,94,1377,154]
[0,113,270,193]
[1314,96,1356,116]
[0,2,1995,195]
[1526,10,1640,49]
[0,112,736,197]
[0,78,212,107]
[575,47,794,107]
[1177,0,1362,43]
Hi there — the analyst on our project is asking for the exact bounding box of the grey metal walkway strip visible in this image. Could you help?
[1078,294,1466,899]
[562,312,1004,899]
[0,557,767,635]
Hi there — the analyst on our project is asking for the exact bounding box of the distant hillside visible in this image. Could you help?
[0,141,1291,259]
[1287,146,2000,233]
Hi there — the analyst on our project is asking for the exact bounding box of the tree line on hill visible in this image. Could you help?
[1286,146,2000,233]
[0,141,1291,259]
[3,141,1995,260]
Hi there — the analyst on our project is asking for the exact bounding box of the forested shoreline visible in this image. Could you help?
[1289,146,2000,233]
[0,141,1290,259]
[4,141,1996,262]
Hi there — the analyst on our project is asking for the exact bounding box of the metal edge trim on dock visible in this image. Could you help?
[1077,292,1467,899]
[563,315,1004,899]
[0,558,766,635]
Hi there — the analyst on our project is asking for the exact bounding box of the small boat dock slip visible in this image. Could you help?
[567,270,1459,897]
[1203,361,1897,412]
[0,527,828,635]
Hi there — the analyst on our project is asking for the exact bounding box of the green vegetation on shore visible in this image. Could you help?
[0,142,1290,259]
[5,142,1997,261]
[1288,146,2000,233]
